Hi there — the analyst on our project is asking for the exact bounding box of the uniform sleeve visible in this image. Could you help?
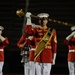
[3,37,9,46]
[17,34,26,48]
[30,37,36,48]
[64,39,69,45]
[32,27,37,36]
[17,34,31,48]
[26,25,33,36]
[52,29,57,53]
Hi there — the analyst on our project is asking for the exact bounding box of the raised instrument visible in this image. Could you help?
[16,9,75,26]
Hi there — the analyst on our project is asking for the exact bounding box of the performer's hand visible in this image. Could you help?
[26,12,32,25]
[0,35,5,41]
[19,44,24,48]
[70,31,75,36]
[52,53,56,65]
[52,60,55,65]
[66,31,75,40]
[26,12,31,18]
[28,36,33,40]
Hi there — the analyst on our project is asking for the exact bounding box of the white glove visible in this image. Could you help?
[52,53,56,65]
[26,12,32,25]
[28,36,33,40]
[26,12,31,18]
[66,31,75,40]
[0,35,5,41]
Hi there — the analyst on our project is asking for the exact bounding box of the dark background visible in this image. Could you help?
[0,0,75,75]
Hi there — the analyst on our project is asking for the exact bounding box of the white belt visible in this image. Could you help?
[0,49,3,51]
[69,50,75,52]
[30,48,35,51]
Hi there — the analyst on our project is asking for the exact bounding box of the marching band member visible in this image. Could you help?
[64,26,75,75]
[17,12,57,75]
[0,26,9,75]
[17,12,36,75]
[33,13,57,75]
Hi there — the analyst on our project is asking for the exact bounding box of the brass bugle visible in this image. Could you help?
[16,9,38,18]
[16,9,75,26]
[16,9,24,17]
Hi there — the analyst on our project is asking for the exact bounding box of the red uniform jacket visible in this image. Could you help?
[0,38,9,62]
[64,37,75,62]
[33,26,57,63]
[17,25,36,61]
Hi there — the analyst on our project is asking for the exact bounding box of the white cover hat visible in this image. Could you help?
[71,26,75,31]
[0,26,4,31]
[37,13,49,18]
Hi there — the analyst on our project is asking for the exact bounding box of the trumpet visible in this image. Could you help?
[16,9,75,26]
